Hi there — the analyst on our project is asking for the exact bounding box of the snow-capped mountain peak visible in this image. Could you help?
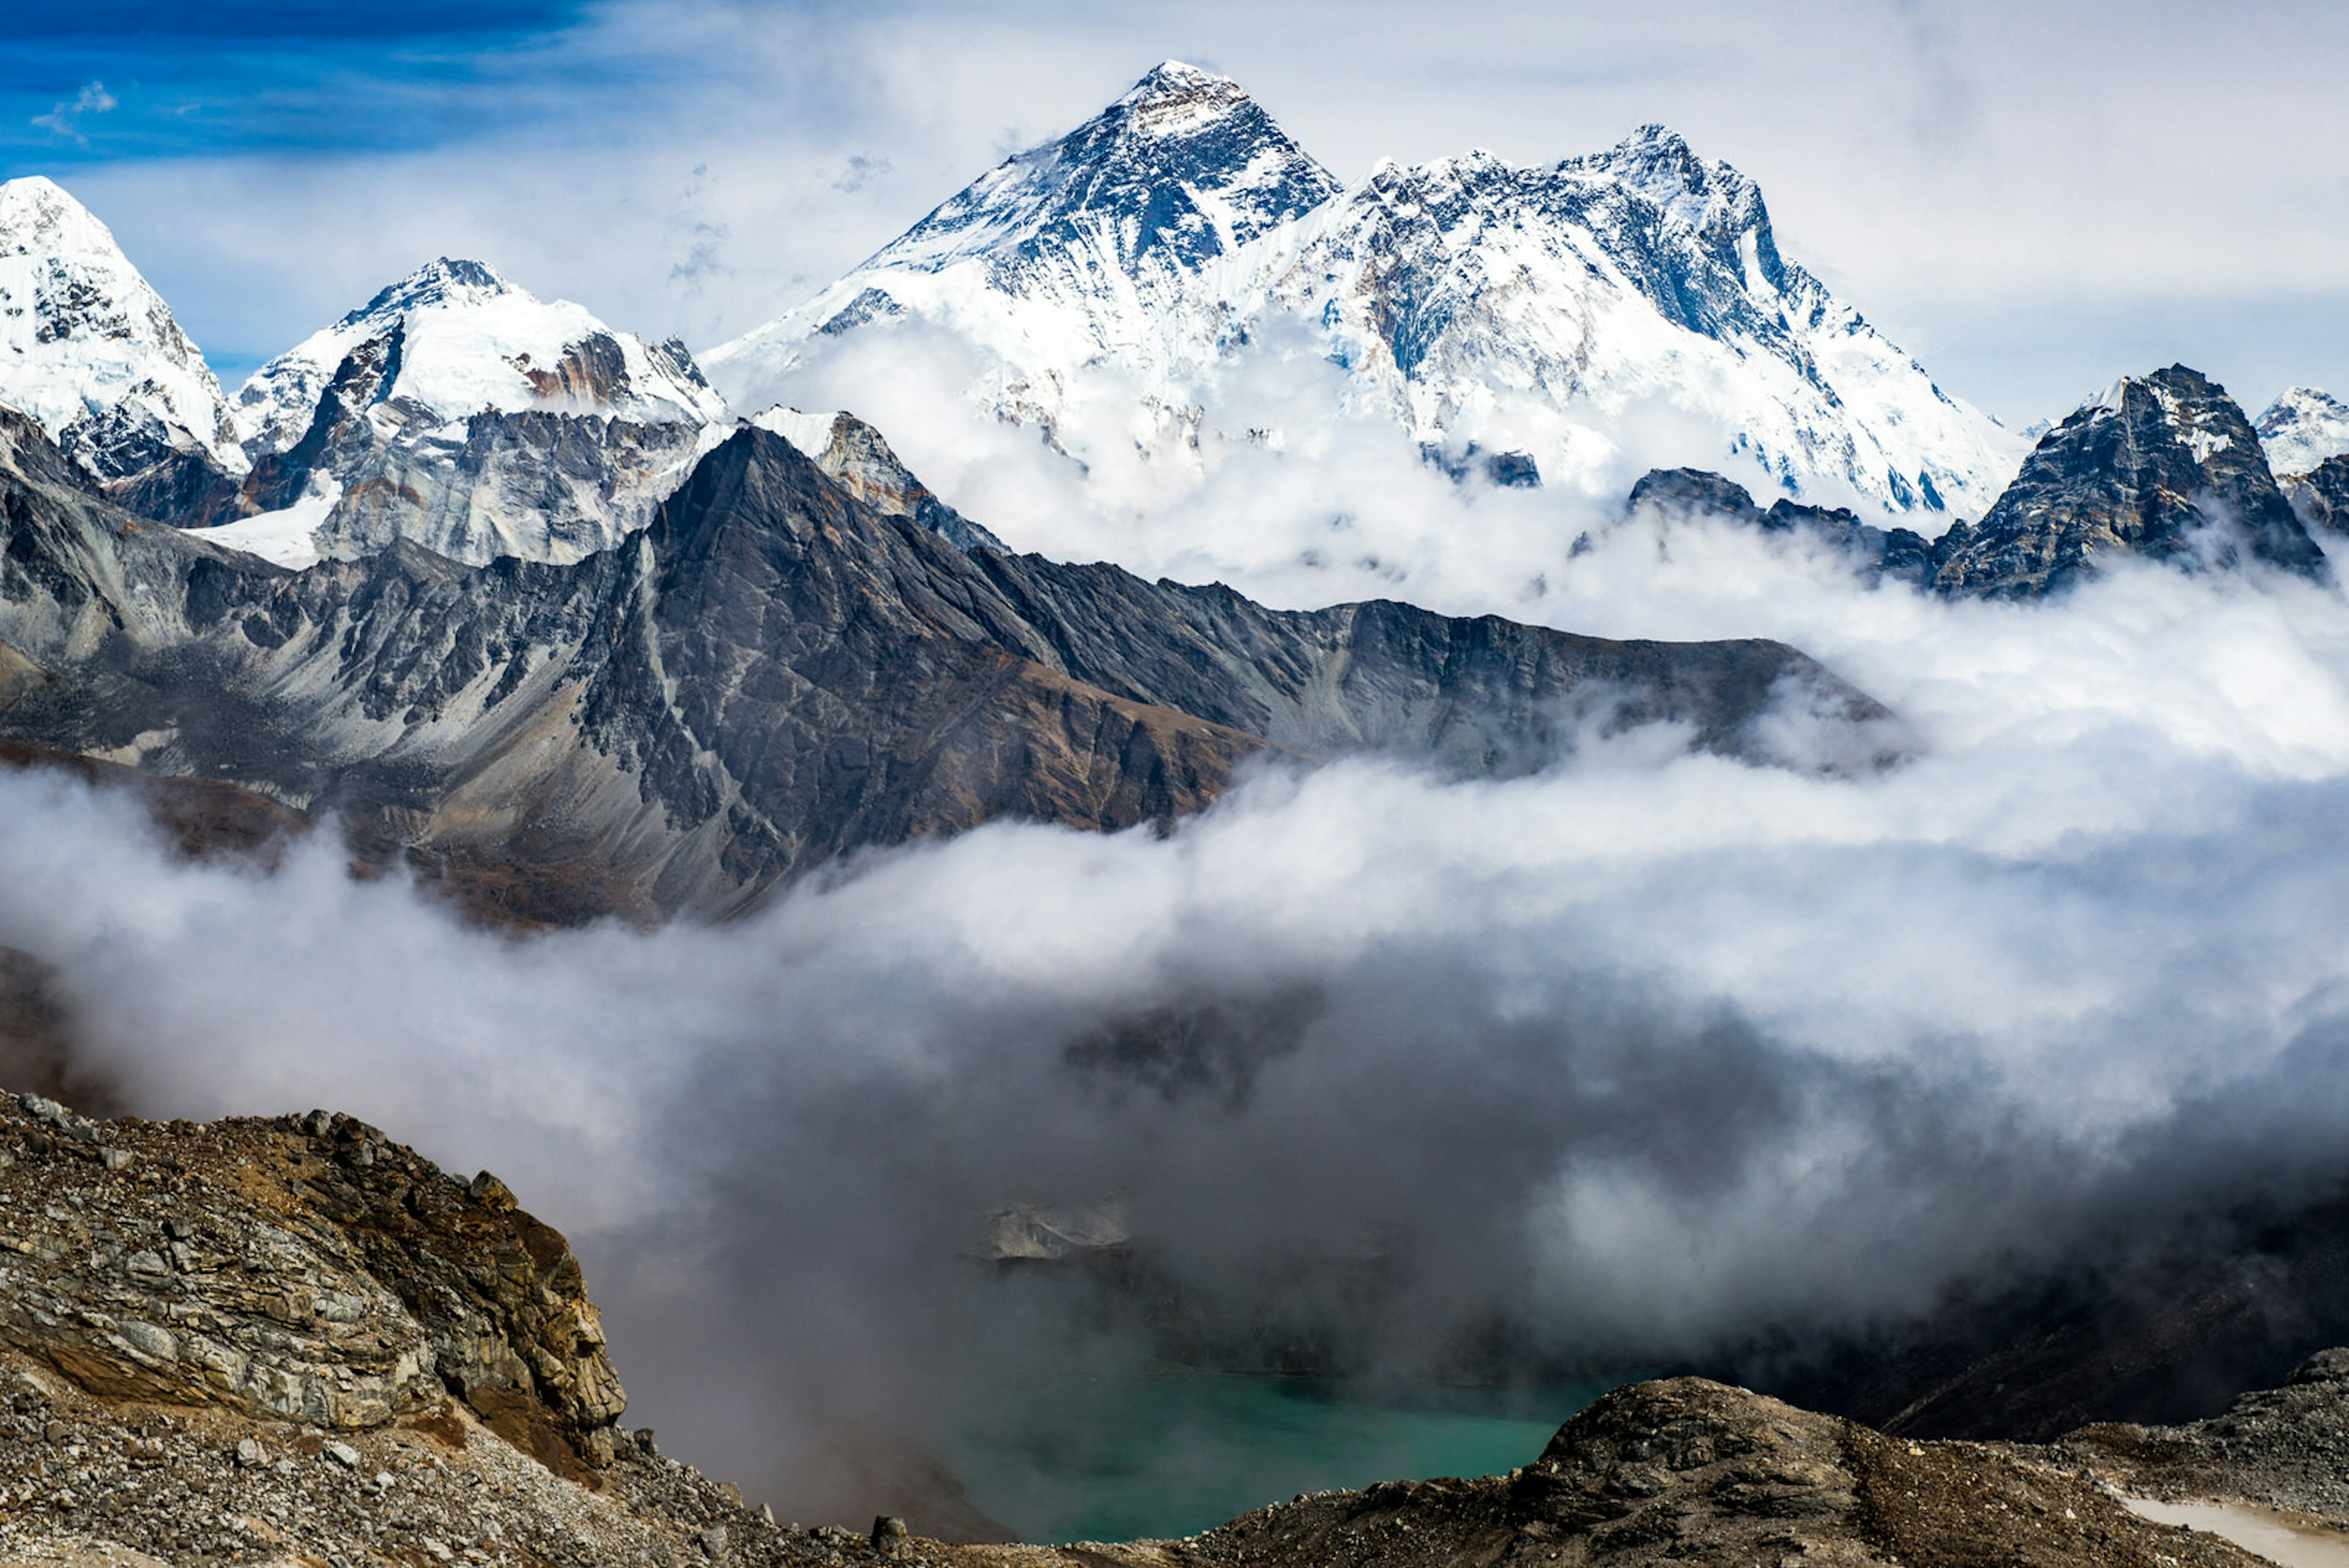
[705,69,2025,522]
[0,175,244,479]
[232,258,727,455]
[338,256,520,324]
[857,59,1340,280]
[2255,387,2349,477]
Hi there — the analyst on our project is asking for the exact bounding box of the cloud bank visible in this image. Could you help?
[4,489,2349,1521]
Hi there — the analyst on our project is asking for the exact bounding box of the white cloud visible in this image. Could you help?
[31,81,117,145]
[7,512,2349,1518]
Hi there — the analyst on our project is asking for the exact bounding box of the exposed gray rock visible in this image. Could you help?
[2284,453,2349,535]
[1625,465,1941,586]
[1932,365,2327,597]
[760,409,1003,552]
[0,409,1888,923]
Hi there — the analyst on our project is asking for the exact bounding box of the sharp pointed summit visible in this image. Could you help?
[0,175,248,518]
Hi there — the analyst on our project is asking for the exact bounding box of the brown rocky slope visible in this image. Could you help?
[0,1091,2342,1567]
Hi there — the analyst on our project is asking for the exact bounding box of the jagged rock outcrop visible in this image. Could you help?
[753,407,1005,551]
[0,1093,623,1467]
[2070,1347,2349,1521]
[1627,466,1940,585]
[1931,366,2327,597]
[707,63,2024,516]
[2284,453,2349,535]
[0,407,1889,922]
[1633,368,2338,599]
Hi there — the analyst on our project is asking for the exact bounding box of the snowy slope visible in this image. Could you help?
[1281,128,2024,515]
[232,258,727,454]
[207,259,734,567]
[703,62,1340,457]
[704,64,2023,520]
[0,176,244,478]
[2255,387,2349,477]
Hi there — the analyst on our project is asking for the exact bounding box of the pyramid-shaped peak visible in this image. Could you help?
[1585,123,1740,190]
[1122,60,1245,104]
[343,257,523,325]
[0,174,77,211]
[0,175,123,255]
[1102,60,1271,139]
[1616,123,1696,157]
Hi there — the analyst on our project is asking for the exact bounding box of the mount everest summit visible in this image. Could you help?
[705,61,2028,519]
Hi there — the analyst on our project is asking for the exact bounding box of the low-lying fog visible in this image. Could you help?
[6,372,2349,1528]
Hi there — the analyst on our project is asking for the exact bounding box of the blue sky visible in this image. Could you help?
[0,2,596,158]
[8,0,2348,425]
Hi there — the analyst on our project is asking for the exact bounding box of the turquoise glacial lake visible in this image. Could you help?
[946,1373,1627,1545]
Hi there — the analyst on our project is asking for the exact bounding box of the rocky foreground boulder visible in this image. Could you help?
[1,1093,2344,1567]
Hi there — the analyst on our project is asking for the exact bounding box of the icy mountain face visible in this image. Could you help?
[705,66,2022,521]
[2255,387,2349,477]
[702,62,1342,451]
[0,176,247,516]
[233,258,725,451]
[1283,128,2024,516]
[222,259,732,566]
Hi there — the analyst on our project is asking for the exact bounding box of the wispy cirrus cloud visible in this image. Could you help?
[29,80,116,144]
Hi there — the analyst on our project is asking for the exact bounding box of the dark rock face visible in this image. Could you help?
[781,411,1004,552]
[1630,366,2336,600]
[0,411,1885,921]
[1932,366,2326,597]
[1424,442,1542,489]
[2072,1347,2349,1520]
[1627,466,1939,586]
[2284,453,2349,535]
[1744,1173,2349,1445]
[59,396,249,530]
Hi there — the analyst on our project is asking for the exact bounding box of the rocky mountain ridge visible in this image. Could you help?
[0,404,1887,923]
[1631,365,2333,597]
[705,62,2025,519]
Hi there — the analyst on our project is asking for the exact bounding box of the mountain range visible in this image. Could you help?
[704,61,2029,518]
[0,401,1871,922]
[0,72,2344,918]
